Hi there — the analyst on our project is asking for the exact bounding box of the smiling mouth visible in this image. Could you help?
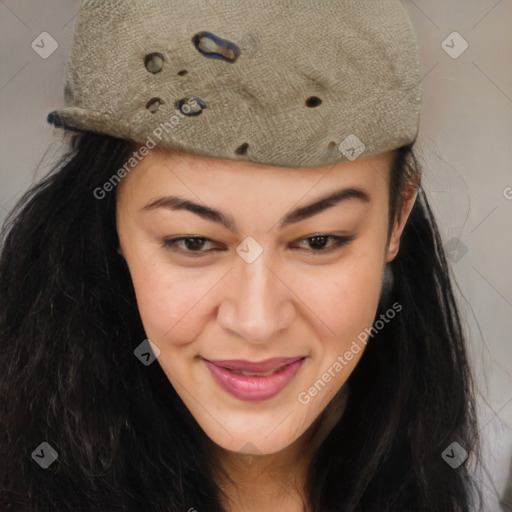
[202,356,307,402]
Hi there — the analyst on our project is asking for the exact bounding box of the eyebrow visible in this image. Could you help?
[140,186,371,232]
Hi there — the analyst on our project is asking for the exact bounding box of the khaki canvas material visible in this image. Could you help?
[47,0,423,168]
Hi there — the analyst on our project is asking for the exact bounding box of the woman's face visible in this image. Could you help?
[116,147,413,456]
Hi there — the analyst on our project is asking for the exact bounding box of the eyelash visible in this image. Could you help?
[162,234,355,257]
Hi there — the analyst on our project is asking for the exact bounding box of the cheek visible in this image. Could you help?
[291,259,383,413]
[294,259,384,349]
[123,250,215,347]
[338,268,382,337]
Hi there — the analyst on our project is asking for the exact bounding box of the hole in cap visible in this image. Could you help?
[328,141,336,149]
[146,98,163,113]
[305,96,322,108]
[178,70,188,76]
[176,97,206,116]
[192,31,240,62]
[235,143,249,155]
[144,53,164,74]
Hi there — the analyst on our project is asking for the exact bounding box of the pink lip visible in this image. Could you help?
[203,357,306,402]
[205,356,305,373]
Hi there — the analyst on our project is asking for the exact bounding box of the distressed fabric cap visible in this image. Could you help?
[47,0,423,168]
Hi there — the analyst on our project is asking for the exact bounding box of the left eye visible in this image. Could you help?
[292,234,355,252]
[162,234,354,256]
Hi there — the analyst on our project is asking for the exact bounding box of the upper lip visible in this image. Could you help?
[203,356,306,373]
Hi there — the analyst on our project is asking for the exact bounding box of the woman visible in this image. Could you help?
[0,1,482,510]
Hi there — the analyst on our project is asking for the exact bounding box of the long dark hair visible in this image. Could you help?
[0,131,482,511]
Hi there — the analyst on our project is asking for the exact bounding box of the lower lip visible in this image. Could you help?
[203,358,306,402]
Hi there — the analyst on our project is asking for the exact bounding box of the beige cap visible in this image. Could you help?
[47,0,423,168]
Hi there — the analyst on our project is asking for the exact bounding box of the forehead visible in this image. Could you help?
[119,147,395,195]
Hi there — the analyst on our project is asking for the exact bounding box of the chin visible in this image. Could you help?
[186,400,318,457]
[208,429,300,456]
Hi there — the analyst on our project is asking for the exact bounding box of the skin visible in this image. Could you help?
[116,146,418,511]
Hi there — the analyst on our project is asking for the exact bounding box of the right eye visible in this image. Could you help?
[162,236,224,257]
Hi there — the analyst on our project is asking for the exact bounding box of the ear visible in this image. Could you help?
[386,182,419,263]
[117,245,124,257]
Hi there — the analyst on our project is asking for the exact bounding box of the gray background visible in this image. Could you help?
[1,1,511,509]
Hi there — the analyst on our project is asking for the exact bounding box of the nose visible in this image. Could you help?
[216,255,295,343]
